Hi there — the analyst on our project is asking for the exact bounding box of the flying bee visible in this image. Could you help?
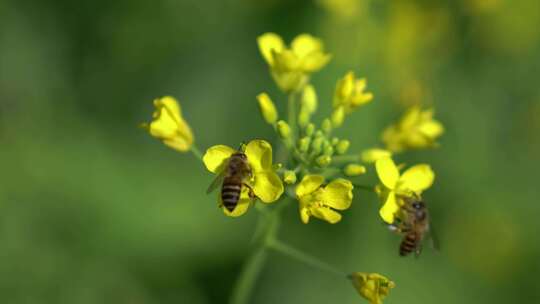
[389,195,439,257]
[206,151,253,212]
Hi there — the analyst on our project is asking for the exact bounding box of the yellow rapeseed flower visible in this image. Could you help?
[143,96,193,152]
[382,105,444,152]
[257,33,331,92]
[203,140,284,217]
[349,272,395,304]
[295,175,353,224]
[375,157,434,223]
[333,71,373,114]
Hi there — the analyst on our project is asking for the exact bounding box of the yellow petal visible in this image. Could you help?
[291,34,323,58]
[300,52,331,72]
[244,139,273,172]
[203,145,235,173]
[221,187,252,217]
[397,164,434,193]
[419,120,444,138]
[379,192,399,223]
[252,171,284,203]
[273,49,301,71]
[310,206,342,224]
[375,157,399,189]
[335,71,355,106]
[257,33,284,66]
[399,105,421,130]
[296,175,325,198]
[299,205,311,224]
[321,179,353,210]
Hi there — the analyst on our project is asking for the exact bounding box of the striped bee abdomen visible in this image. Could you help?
[399,232,418,256]
[221,179,242,212]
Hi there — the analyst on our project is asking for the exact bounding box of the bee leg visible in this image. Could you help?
[242,183,256,200]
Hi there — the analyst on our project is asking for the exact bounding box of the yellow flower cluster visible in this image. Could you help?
[332,71,373,126]
[141,32,445,304]
[382,105,444,152]
[257,33,331,92]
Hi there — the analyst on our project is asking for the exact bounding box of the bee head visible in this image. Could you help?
[412,201,425,209]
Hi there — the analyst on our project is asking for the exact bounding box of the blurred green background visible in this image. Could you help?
[1,0,540,303]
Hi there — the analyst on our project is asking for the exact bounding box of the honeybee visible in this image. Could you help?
[206,151,253,212]
[389,196,439,257]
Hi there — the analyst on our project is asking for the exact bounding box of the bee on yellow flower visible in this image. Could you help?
[257,33,331,92]
[142,96,194,152]
[295,175,353,224]
[375,157,434,223]
[203,140,284,217]
[349,272,395,304]
[382,105,444,152]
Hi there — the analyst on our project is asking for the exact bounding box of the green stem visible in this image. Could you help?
[229,245,268,304]
[288,92,297,141]
[268,239,346,278]
[230,203,281,304]
[332,154,360,163]
[353,184,376,192]
[190,145,203,160]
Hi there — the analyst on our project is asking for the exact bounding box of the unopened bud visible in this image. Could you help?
[336,139,350,154]
[298,109,311,127]
[305,123,315,136]
[316,155,332,167]
[323,145,334,156]
[283,170,297,184]
[344,164,367,176]
[322,118,332,134]
[298,137,311,153]
[277,120,291,139]
[331,106,345,127]
[256,93,278,124]
[311,137,324,154]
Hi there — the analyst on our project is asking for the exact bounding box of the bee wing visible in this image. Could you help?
[427,222,441,252]
[206,170,226,194]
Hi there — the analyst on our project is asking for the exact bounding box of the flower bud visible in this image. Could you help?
[335,139,350,154]
[331,106,345,127]
[315,130,324,138]
[311,137,324,154]
[283,170,297,184]
[301,84,318,114]
[331,137,339,145]
[361,148,392,163]
[276,120,291,139]
[256,93,278,124]
[298,137,311,153]
[323,145,334,156]
[305,123,315,136]
[344,164,366,176]
[321,118,332,134]
[298,109,311,127]
[316,155,332,167]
